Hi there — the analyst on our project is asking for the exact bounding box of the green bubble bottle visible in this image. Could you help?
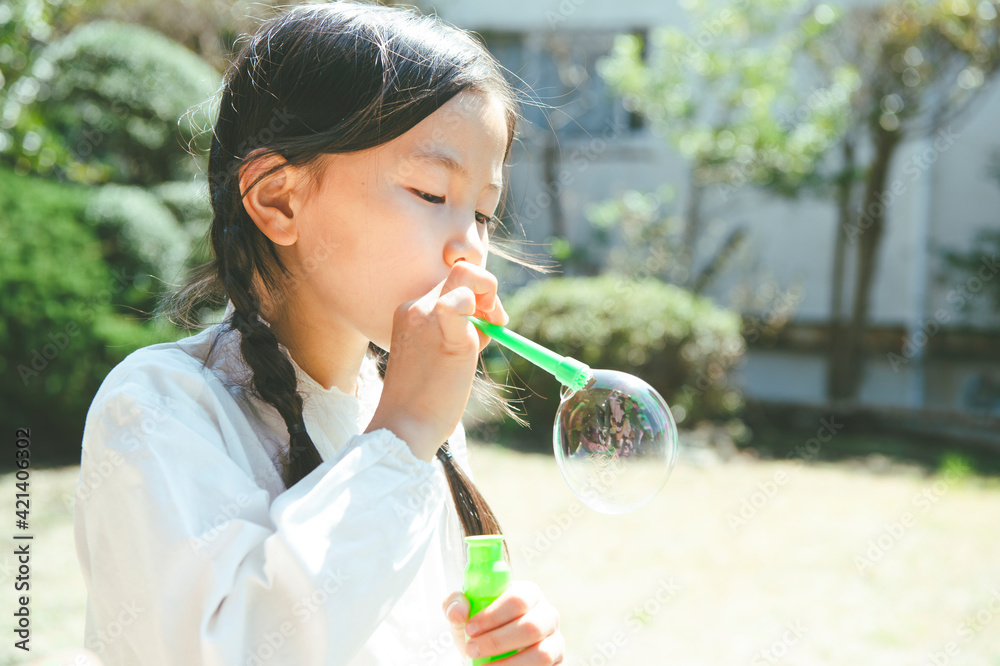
[463,535,517,664]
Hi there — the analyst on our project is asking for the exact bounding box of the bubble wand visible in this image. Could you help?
[467,316,595,392]
[468,316,678,514]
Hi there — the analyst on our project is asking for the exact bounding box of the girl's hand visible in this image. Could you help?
[365,260,507,462]
[442,580,565,664]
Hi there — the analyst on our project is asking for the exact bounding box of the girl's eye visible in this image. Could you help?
[476,212,501,233]
[411,189,501,234]
[412,189,445,204]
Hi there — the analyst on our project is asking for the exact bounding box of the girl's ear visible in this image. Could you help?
[239,150,300,246]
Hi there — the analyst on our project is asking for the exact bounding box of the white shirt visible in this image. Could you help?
[73,314,471,665]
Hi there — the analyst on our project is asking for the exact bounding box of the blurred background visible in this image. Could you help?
[1,0,998,664]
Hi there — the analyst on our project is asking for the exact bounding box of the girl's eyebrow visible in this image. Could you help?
[410,147,502,193]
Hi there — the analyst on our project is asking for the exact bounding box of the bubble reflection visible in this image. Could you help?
[554,369,678,514]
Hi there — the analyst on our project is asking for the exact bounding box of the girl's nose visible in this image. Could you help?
[443,219,486,267]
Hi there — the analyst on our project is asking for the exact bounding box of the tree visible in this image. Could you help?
[597,0,855,290]
[811,0,1000,401]
[599,0,1000,403]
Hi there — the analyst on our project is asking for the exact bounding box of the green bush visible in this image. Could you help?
[85,183,196,290]
[0,167,180,462]
[487,276,745,449]
[2,20,220,184]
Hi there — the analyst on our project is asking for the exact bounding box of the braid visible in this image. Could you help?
[220,204,324,489]
[437,443,510,563]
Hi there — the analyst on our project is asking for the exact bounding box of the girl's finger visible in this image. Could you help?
[442,593,473,658]
[465,581,543,639]
[487,632,566,666]
[439,260,500,317]
[465,604,559,661]
[437,285,477,317]
[485,294,509,327]
[435,286,484,350]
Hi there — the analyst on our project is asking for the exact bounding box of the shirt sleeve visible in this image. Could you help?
[73,358,447,665]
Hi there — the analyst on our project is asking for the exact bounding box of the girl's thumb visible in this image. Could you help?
[443,593,470,626]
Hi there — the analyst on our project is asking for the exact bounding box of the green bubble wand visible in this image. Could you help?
[466,316,594,392]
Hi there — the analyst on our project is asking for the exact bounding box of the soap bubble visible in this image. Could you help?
[554,369,678,514]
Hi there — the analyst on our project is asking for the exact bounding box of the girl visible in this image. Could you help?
[73,2,564,664]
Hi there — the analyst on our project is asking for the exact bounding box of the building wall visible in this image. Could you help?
[426,0,1000,412]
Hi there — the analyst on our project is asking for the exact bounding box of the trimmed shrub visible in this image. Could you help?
[0,167,180,462]
[3,20,220,184]
[487,276,745,450]
[85,183,195,289]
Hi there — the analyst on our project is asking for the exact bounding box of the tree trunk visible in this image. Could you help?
[543,138,565,240]
[692,227,748,294]
[827,137,856,399]
[683,169,704,289]
[834,127,902,401]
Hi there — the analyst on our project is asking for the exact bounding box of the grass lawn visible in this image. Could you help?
[3,436,999,665]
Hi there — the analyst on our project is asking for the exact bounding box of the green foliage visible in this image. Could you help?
[584,187,691,284]
[152,179,214,266]
[0,0,98,98]
[0,7,217,458]
[597,0,856,196]
[85,184,196,292]
[854,0,1000,133]
[940,151,1000,316]
[1,19,220,185]
[152,179,212,226]
[489,276,745,449]
[940,227,1000,315]
[0,167,180,455]
[938,452,974,481]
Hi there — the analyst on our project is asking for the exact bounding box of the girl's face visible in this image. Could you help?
[283,90,509,352]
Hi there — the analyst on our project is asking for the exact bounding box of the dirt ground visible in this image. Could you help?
[4,441,999,665]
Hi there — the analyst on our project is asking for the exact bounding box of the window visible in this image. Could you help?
[479,29,646,139]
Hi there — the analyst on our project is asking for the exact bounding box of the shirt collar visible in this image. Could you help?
[220,299,380,406]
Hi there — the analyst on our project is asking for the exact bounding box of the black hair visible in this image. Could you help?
[162,1,544,550]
